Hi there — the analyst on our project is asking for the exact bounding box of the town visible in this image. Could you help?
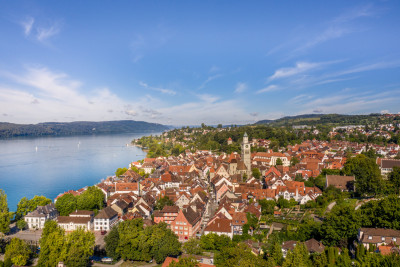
[1,118,400,266]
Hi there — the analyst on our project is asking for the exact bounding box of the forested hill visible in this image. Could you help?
[255,113,394,126]
[0,120,169,138]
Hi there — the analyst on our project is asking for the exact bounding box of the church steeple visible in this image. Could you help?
[241,132,251,175]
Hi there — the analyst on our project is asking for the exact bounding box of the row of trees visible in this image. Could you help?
[55,186,105,216]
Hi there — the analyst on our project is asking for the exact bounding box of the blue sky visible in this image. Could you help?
[0,1,399,125]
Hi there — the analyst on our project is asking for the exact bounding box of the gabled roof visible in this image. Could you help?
[95,206,118,220]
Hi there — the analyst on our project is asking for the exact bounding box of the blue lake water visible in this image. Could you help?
[0,133,153,211]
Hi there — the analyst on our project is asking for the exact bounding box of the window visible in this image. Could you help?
[175,226,178,229]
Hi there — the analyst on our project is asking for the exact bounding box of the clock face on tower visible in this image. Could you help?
[245,145,248,148]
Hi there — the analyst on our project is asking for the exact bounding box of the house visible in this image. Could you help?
[57,210,94,232]
[94,206,118,232]
[379,159,400,176]
[231,212,247,235]
[358,228,400,249]
[304,238,325,254]
[170,207,201,242]
[24,203,58,230]
[204,218,233,239]
[325,175,355,191]
[111,200,129,217]
[153,205,180,224]
[282,240,297,258]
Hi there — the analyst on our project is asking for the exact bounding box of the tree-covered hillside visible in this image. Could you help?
[0,120,169,138]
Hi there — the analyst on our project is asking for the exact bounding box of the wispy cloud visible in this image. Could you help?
[292,4,376,55]
[139,81,176,95]
[268,62,321,80]
[36,23,61,42]
[235,82,247,93]
[293,89,400,115]
[198,74,222,89]
[19,17,61,43]
[21,17,34,36]
[196,93,219,103]
[256,85,278,94]
[333,61,400,77]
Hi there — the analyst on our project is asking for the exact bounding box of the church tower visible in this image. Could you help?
[241,132,251,174]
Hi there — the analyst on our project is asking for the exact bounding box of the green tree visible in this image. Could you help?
[4,238,31,266]
[276,158,283,166]
[61,228,95,267]
[388,166,400,192]
[16,219,27,230]
[252,168,261,179]
[215,243,268,267]
[268,241,283,266]
[359,195,400,229]
[320,205,360,246]
[16,195,51,220]
[290,156,300,166]
[38,221,66,266]
[55,193,77,216]
[76,186,105,211]
[277,196,290,209]
[115,167,127,177]
[183,238,203,255]
[142,222,181,263]
[116,219,144,260]
[0,189,10,234]
[258,199,276,215]
[283,242,311,267]
[343,154,382,196]
[154,196,174,210]
[105,226,120,259]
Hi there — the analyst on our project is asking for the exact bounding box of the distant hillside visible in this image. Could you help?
[255,113,387,126]
[0,120,169,138]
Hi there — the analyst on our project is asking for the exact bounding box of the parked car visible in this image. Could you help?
[101,230,107,235]
[101,257,113,263]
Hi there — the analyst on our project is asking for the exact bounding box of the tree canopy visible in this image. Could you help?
[15,195,51,220]
[0,189,10,234]
[342,154,382,196]
[105,219,181,263]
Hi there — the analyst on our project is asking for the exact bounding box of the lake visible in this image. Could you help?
[0,133,155,211]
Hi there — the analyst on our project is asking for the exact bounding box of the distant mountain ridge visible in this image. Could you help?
[0,120,169,138]
[255,113,385,126]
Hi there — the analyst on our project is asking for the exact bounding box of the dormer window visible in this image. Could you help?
[368,236,372,240]
[382,237,385,242]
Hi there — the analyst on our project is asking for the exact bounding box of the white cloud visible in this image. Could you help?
[235,82,247,93]
[36,23,61,42]
[290,4,376,55]
[269,62,321,80]
[0,66,262,125]
[256,85,278,94]
[198,74,222,89]
[139,81,176,95]
[21,17,34,36]
[295,90,400,115]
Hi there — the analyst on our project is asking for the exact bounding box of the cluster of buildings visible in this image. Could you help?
[22,131,400,261]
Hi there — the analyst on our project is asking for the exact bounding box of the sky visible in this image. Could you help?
[0,1,400,126]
